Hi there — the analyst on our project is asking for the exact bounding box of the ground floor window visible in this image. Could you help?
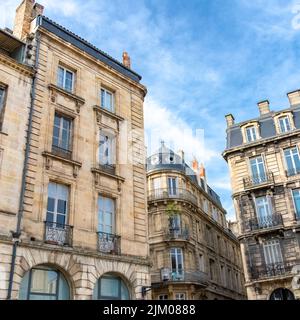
[158,294,168,300]
[93,274,130,300]
[19,265,70,300]
[270,288,295,300]
[175,293,186,300]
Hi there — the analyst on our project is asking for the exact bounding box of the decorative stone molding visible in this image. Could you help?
[91,167,125,191]
[93,105,124,132]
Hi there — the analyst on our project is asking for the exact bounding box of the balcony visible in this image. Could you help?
[98,164,116,176]
[250,260,299,280]
[243,214,283,232]
[97,231,121,255]
[44,221,73,246]
[243,172,274,189]
[148,188,198,206]
[51,145,72,160]
[164,227,190,241]
[151,269,208,286]
[286,167,300,177]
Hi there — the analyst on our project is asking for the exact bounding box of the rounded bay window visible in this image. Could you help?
[19,265,70,300]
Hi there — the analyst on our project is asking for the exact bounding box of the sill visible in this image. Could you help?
[93,105,124,123]
[91,167,125,182]
[49,84,85,108]
[0,130,8,136]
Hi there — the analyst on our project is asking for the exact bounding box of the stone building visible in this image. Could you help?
[0,0,150,300]
[146,143,246,300]
[223,97,300,300]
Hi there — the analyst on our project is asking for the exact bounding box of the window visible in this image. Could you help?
[152,177,161,197]
[170,248,184,279]
[98,196,115,235]
[250,156,266,184]
[52,113,72,155]
[212,207,219,221]
[292,189,300,220]
[19,266,70,300]
[278,116,291,133]
[245,126,257,142]
[101,88,114,112]
[158,294,168,300]
[99,131,115,166]
[209,259,215,281]
[255,196,272,227]
[221,265,226,286]
[263,239,283,266]
[46,182,69,226]
[57,66,74,92]
[227,269,232,289]
[0,86,6,129]
[93,274,129,300]
[199,254,205,272]
[203,199,208,213]
[169,214,181,235]
[175,293,186,300]
[284,147,300,176]
[168,177,178,196]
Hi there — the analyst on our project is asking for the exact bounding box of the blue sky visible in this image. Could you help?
[3,0,300,220]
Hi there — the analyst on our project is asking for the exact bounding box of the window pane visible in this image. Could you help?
[30,269,57,294]
[57,67,64,88]
[106,92,112,110]
[101,89,105,107]
[100,277,119,297]
[47,198,55,212]
[65,71,73,92]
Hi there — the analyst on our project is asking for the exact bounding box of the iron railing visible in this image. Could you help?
[243,172,274,189]
[148,188,198,206]
[98,164,116,175]
[52,145,72,159]
[286,167,300,177]
[97,231,121,255]
[44,221,73,246]
[243,214,283,232]
[164,227,190,240]
[151,269,208,286]
[250,260,298,280]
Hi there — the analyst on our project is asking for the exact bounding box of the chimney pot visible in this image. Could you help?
[199,163,206,178]
[122,51,131,69]
[287,89,300,107]
[257,100,270,115]
[225,114,235,127]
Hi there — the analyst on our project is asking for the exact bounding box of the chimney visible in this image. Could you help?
[122,51,131,69]
[287,90,300,107]
[199,163,206,178]
[257,100,270,115]
[225,114,235,127]
[177,150,184,164]
[192,158,199,174]
[13,0,44,40]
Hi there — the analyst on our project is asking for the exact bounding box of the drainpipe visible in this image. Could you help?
[6,31,41,300]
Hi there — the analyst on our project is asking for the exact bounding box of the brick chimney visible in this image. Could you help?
[225,114,235,127]
[199,163,206,178]
[122,51,131,69]
[257,100,270,115]
[287,90,300,107]
[192,158,199,174]
[13,0,44,40]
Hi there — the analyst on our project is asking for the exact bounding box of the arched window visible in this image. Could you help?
[93,274,130,300]
[19,265,70,300]
[270,288,295,300]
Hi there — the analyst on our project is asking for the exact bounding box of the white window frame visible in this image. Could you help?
[284,146,300,174]
[278,116,291,133]
[170,248,184,279]
[292,189,300,220]
[158,294,168,300]
[57,66,74,92]
[245,126,257,142]
[175,293,186,300]
[98,196,115,235]
[99,130,116,166]
[263,239,283,265]
[101,88,114,112]
[168,176,178,196]
[249,155,266,183]
[52,113,72,151]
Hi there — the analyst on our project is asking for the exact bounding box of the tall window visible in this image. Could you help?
[209,259,215,281]
[93,274,129,300]
[199,254,205,272]
[0,86,6,129]
[101,88,114,112]
[168,177,178,196]
[284,147,300,176]
[169,214,181,232]
[52,113,72,154]
[57,66,74,92]
[170,248,184,279]
[221,265,226,286]
[255,196,272,226]
[245,126,257,142]
[212,207,219,221]
[98,196,115,235]
[292,189,300,220]
[19,266,70,300]
[263,239,283,266]
[158,294,168,300]
[250,156,266,183]
[99,131,115,166]
[278,116,291,133]
[46,182,69,226]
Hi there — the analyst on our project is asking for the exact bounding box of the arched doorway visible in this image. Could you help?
[270,288,295,300]
[93,273,130,300]
[19,265,70,300]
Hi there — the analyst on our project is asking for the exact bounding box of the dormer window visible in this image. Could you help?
[278,116,291,133]
[245,126,257,142]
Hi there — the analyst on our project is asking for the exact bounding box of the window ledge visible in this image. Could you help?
[42,151,82,177]
[93,105,124,129]
[0,130,8,136]
[91,167,125,191]
[49,84,85,112]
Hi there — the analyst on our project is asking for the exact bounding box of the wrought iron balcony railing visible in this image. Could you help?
[164,227,190,241]
[44,221,73,246]
[250,260,299,280]
[97,231,121,255]
[286,167,300,177]
[98,163,116,175]
[148,188,198,206]
[151,269,208,286]
[243,172,274,189]
[243,213,283,232]
[52,145,72,160]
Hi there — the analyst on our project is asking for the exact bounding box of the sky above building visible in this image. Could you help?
[2,0,300,220]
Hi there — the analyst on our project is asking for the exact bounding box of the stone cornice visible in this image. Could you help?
[93,105,124,122]
[0,53,34,77]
